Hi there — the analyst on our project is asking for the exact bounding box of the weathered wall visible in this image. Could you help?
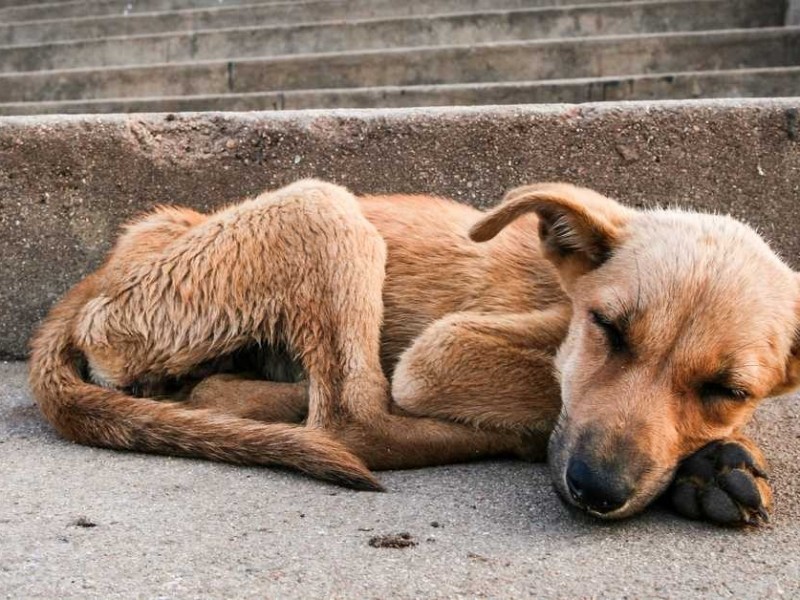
[1,100,799,357]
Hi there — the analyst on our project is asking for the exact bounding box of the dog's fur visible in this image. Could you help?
[29,180,800,525]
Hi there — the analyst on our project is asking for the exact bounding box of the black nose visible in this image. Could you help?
[566,457,632,514]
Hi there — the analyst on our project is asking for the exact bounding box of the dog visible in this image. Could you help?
[28,180,800,526]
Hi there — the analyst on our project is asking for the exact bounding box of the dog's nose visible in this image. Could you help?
[566,457,631,514]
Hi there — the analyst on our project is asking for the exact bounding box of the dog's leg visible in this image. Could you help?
[279,197,390,429]
[186,374,308,423]
[183,374,530,470]
[385,306,570,462]
[329,412,534,470]
[669,432,772,526]
[393,307,568,432]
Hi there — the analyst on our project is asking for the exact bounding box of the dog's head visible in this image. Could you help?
[471,183,800,519]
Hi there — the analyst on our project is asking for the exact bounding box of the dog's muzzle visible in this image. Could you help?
[565,457,633,515]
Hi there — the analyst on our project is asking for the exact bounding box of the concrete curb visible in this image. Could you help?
[1,99,799,358]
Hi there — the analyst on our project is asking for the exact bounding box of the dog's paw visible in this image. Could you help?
[669,440,772,527]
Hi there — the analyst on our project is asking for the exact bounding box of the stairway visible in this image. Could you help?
[0,0,795,114]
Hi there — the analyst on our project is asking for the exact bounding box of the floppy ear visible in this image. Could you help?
[470,182,634,283]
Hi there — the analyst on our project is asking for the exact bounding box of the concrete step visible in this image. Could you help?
[0,0,784,73]
[0,0,645,24]
[0,0,779,46]
[0,0,76,8]
[0,28,796,104]
[0,0,336,21]
[1,99,799,357]
[2,67,797,114]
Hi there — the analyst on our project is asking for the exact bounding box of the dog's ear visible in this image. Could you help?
[470,183,634,281]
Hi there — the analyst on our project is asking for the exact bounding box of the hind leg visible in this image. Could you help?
[257,180,391,429]
[263,182,554,469]
[186,374,308,423]
[333,412,546,470]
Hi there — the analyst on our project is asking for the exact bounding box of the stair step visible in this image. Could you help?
[0,0,646,24]
[0,28,796,104]
[0,0,783,72]
[0,0,76,8]
[2,67,797,114]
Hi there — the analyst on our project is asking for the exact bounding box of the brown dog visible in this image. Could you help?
[28,180,800,526]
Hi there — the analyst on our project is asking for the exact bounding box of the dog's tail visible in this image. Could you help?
[28,277,383,491]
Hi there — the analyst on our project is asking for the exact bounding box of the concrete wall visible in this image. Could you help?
[1,99,799,358]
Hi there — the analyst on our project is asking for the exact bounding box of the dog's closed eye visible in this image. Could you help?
[698,380,749,403]
[589,310,628,354]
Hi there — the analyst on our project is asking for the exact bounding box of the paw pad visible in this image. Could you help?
[670,441,770,527]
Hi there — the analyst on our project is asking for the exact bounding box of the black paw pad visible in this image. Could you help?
[699,487,741,525]
[717,469,761,509]
[669,440,770,527]
[671,480,701,520]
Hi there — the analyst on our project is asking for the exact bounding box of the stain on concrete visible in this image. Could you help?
[786,107,799,140]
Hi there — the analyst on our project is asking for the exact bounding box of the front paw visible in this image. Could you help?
[669,440,772,527]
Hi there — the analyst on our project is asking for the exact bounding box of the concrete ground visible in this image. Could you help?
[1,360,798,599]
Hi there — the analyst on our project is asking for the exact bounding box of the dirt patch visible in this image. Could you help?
[368,532,417,549]
[467,552,490,563]
[70,517,97,528]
